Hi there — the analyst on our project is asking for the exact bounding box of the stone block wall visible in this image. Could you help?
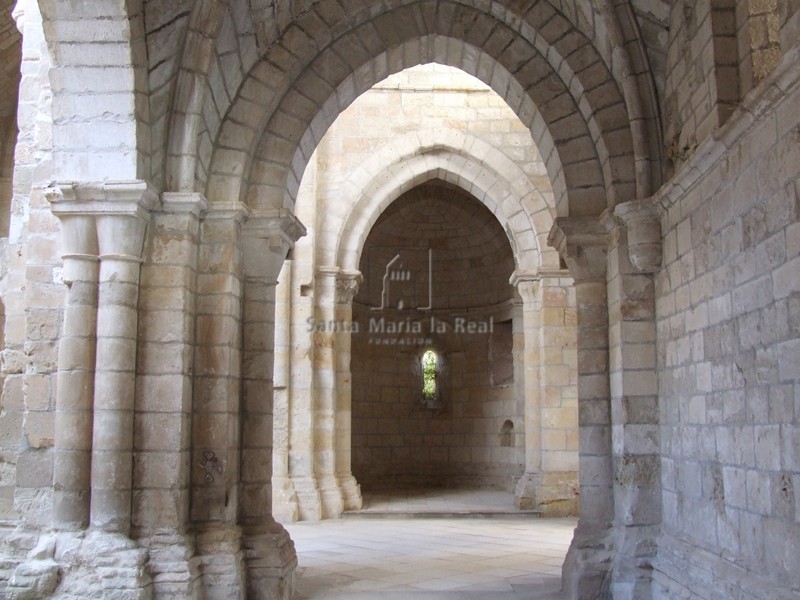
[653,47,800,599]
[664,0,733,161]
[351,313,524,491]
[0,2,57,543]
[663,0,789,172]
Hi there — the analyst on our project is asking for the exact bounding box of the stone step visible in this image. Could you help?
[341,509,542,519]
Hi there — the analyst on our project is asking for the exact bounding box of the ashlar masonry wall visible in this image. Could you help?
[652,43,800,600]
[350,186,522,491]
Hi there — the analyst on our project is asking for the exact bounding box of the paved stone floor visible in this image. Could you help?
[355,488,521,515]
[286,490,576,599]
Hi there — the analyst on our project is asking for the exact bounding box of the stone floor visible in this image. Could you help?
[353,488,524,516]
[285,489,576,599]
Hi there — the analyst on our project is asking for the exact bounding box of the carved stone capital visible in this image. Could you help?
[241,210,306,279]
[46,181,156,260]
[614,199,663,273]
[509,270,540,305]
[47,180,159,221]
[335,271,363,305]
[547,217,608,284]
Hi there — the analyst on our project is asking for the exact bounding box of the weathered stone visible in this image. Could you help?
[0,3,797,600]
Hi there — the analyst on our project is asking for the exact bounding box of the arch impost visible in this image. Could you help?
[509,268,571,286]
[536,268,571,280]
[547,216,609,284]
[613,198,663,273]
[203,200,250,222]
[241,210,307,279]
[509,270,540,286]
[161,192,208,217]
[243,209,307,249]
[46,180,159,222]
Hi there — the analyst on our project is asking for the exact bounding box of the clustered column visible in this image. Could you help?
[49,211,98,531]
[43,181,156,597]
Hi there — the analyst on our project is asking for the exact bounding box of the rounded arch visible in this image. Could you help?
[333,129,560,274]
[198,0,650,221]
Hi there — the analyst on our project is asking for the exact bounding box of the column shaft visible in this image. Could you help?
[334,271,362,511]
[312,269,343,518]
[513,270,579,515]
[192,212,246,596]
[607,207,662,600]
[272,260,298,521]
[548,217,615,599]
[513,277,543,510]
[239,213,304,600]
[90,215,146,533]
[240,276,276,525]
[52,215,99,530]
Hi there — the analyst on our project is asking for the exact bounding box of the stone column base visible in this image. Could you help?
[272,477,299,522]
[337,474,362,511]
[515,472,543,510]
[136,530,202,599]
[6,536,59,600]
[195,525,245,600]
[317,476,344,519]
[515,471,579,516]
[609,522,659,600]
[561,522,614,600]
[242,520,297,600]
[9,531,153,599]
[291,477,322,521]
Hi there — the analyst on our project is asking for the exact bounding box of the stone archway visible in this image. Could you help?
[2,2,664,598]
[267,63,582,524]
[266,63,576,524]
[348,182,523,496]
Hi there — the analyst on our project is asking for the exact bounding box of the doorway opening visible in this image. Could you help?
[350,181,523,511]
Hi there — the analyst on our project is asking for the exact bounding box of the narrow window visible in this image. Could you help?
[422,349,437,402]
[500,420,515,447]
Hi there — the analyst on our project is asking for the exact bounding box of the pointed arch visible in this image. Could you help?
[333,129,560,274]
[191,0,656,222]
